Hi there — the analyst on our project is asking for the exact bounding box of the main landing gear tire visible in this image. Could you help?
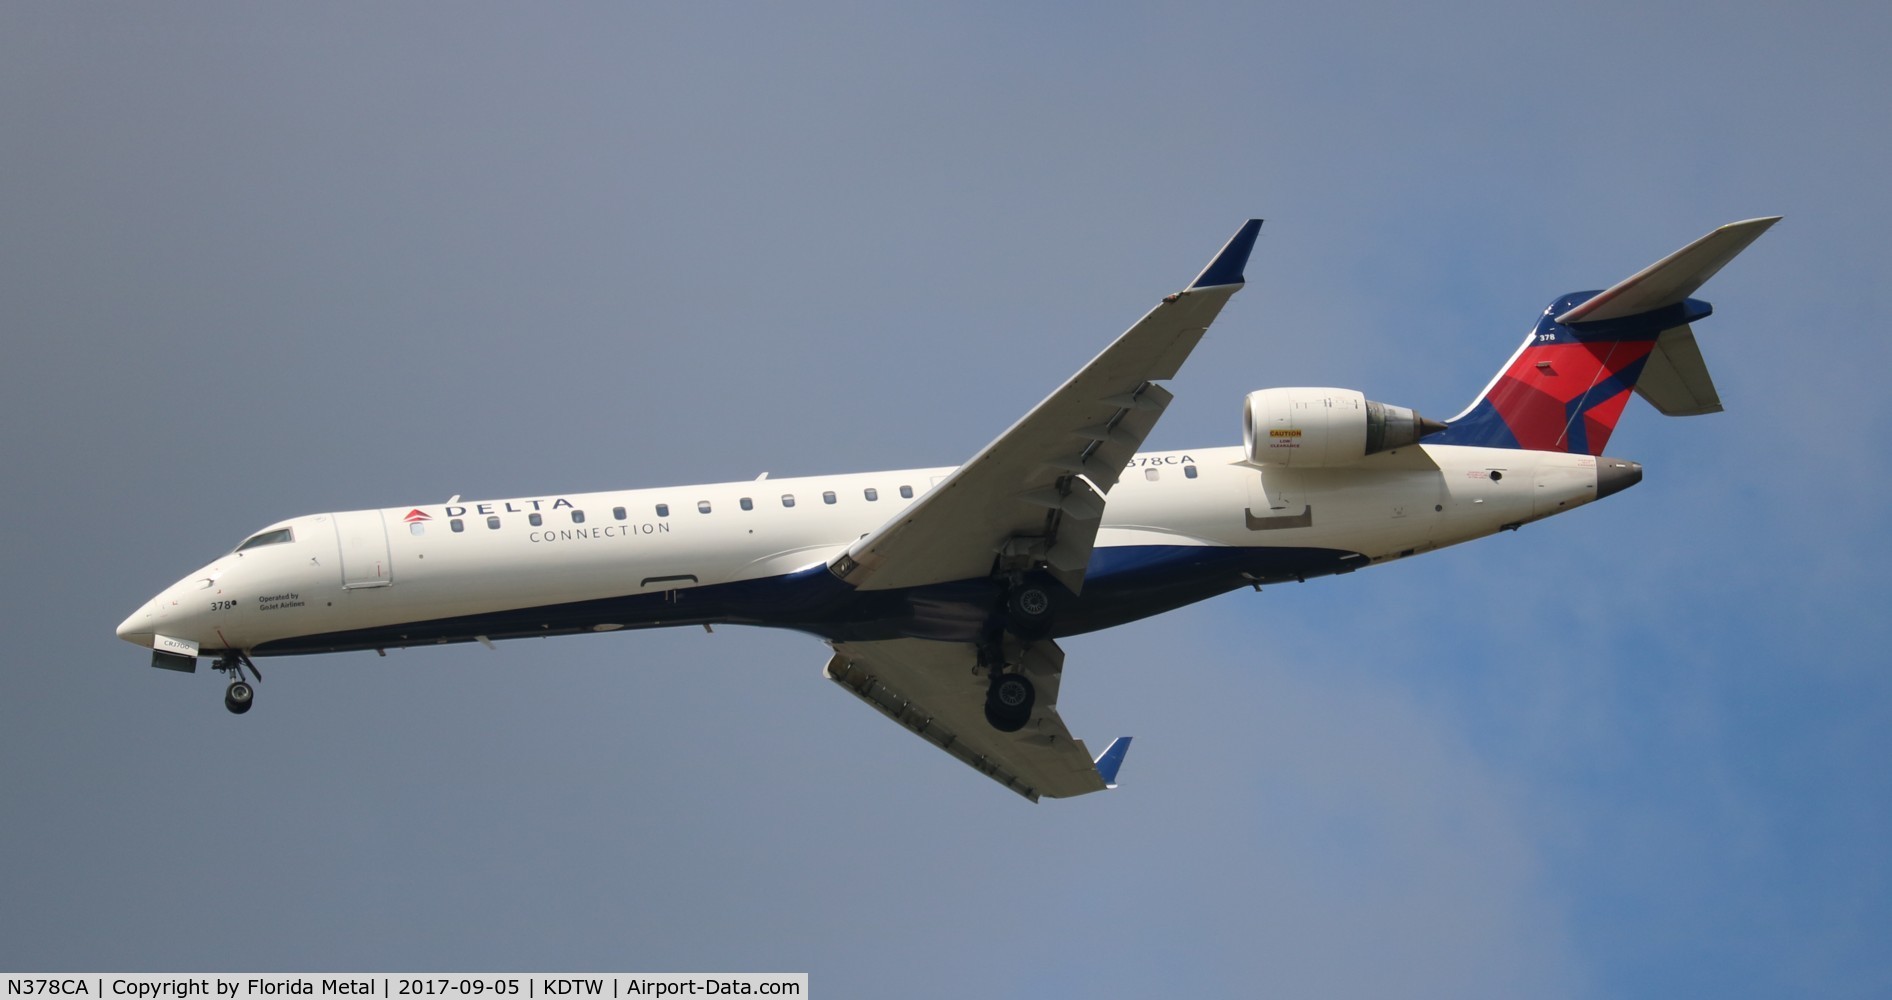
[1005,581,1059,640]
[224,680,254,715]
[984,672,1035,733]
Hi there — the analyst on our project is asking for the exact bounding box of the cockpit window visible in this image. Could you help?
[236,527,294,552]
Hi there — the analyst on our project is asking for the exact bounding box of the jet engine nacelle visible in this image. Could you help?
[1243,387,1445,467]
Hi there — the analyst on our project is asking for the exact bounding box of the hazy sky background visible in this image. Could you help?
[3,3,1887,997]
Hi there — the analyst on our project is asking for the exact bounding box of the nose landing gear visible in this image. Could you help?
[213,651,261,715]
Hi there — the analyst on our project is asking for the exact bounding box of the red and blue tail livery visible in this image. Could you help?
[1435,217,1779,455]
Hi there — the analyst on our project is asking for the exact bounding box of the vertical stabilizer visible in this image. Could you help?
[1432,218,1777,455]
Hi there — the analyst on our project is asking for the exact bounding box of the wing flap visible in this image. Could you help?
[823,637,1113,802]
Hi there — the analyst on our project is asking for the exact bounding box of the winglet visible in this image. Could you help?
[1093,736,1134,789]
[1555,216,1781,325]
[1187,219,1263,290]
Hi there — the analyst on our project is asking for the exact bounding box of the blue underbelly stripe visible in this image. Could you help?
[252,544,1361,655]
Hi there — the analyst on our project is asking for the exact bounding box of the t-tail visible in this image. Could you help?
[1431,217,1780,455]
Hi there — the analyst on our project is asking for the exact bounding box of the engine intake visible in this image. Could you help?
[1243,387,1445,467]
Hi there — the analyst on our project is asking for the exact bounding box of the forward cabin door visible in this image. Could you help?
[333,509,394,589]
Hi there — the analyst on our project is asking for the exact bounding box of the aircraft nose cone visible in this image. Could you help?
[116,609,148,646]
[116,599,161,647]
[1597,457,1643,500]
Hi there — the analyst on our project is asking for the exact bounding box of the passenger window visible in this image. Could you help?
[656,504,670,517]
[823,491,837,505]
[409,522,425,536]
[1145,467,1160,481]
[529,513,543,526]
[864,488,878,501]
[450,519,465,533]
[486,516,501,529]
[572,510,586,524]
[781,494,796,508]
[1184,465,1198,479]
[697,500,712,514]
[613,506,627,521]
[740,497,754,511]
[899,485,914,499]
[236,527,294,552]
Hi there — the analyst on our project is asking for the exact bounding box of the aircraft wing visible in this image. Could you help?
[828,220,1262,593]
[824,637,1130,802]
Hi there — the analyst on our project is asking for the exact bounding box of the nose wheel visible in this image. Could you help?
[224,680,254,714]
[213,652,261,715]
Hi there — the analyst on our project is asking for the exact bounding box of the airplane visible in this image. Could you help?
[115,216,1778,802]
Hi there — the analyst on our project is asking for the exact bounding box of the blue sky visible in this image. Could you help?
[2,4,1887,997]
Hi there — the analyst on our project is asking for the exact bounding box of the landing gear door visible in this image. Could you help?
[333,509,394,589]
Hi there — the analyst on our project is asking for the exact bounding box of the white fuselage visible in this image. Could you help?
[116,442,1606,659]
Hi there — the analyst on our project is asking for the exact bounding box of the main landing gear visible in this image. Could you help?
[1003,576,1060,640]
[974,573,1065,732]
[985,670,1036,733]
[977,637,1037,733]
[213,651,261,715]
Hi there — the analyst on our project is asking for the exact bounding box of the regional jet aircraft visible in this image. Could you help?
[117,217,1777,800]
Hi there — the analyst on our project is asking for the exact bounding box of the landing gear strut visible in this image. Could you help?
[213,652,261,715]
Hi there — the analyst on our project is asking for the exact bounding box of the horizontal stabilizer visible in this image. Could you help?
[1634,324,1722,416]
[1556,217,1780,325]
